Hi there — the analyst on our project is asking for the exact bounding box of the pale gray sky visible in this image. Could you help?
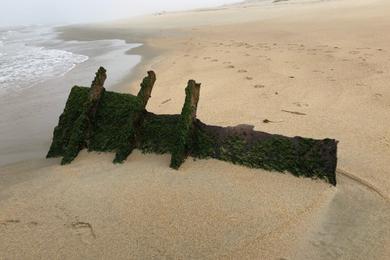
[0,0,242,26]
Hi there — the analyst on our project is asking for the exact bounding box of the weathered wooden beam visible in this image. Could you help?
[170,80,201,169]
[86,67,107,147]
[47,70,338,185]
[88,66,107,118]
[137,71,157,107]
[113,71,157,163]
[61,67,107,164]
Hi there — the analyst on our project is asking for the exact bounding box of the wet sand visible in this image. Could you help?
[0,38,142,166]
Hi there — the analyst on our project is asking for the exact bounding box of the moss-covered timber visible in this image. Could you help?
[111,70,156,163]
[47,67,107,164]
[47,69,338,185]
[193,122,338,185]
[47,69,156,164]
[137,71,157,106]
[170,80,201,169]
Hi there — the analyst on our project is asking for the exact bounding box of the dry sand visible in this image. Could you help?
[0,151,335,259]
[1,0,390,259]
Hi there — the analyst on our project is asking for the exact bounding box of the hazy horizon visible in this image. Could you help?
[0,0,243,27]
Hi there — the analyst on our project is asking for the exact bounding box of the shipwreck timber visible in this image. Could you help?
[47,67,338,185]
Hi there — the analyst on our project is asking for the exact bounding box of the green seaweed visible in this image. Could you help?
[191,125,217,159]
[47,75,337,185]
[139,114,180,155]
[170,81,198,169]
[88,91,144,163]
[47,86,89,160]
[61,113,89,164]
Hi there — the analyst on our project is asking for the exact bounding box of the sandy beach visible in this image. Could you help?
[1,0,390,259]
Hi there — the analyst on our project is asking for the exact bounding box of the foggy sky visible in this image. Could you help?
[0,0,242,26]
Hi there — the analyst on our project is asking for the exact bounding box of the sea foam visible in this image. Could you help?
[0,27,88,94]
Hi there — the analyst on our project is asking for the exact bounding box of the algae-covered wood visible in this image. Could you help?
[47,68,338,185]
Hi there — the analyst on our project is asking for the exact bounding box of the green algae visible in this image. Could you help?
[47,71,338,185]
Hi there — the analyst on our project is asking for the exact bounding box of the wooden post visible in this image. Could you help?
[114,71,157,163]
[170,80,201,169]
[137,71,156,107]
[85,67,107,147]
[61,67,107,164]
[88,66,107,118]
[187,80,201,119]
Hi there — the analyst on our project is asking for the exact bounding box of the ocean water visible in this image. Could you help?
[0,26,89,95]
[0,26,143,166]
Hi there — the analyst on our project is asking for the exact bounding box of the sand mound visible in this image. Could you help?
[0,151,334,259]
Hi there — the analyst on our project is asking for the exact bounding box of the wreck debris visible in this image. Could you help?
[47,67,338,185]
[170,80,201,169]
[281,109,307,116]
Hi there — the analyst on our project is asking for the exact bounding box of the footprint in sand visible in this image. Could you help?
[203,57,211,60]
[71,221,96,244]
[238,69,247,73]
[0,219,39,229]
[293,102,309,108]
[0,219,21,226]
[254,84,265,89]
[380,137,390,147]
[27,221,39,227]
[349,50,360,55]
[211,59,219,62]
[246,76,253,80]
[226,65,235,69]
[356,83,366,87]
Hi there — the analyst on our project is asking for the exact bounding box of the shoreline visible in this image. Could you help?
[0,28,144,166]
[56,25,167,94]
